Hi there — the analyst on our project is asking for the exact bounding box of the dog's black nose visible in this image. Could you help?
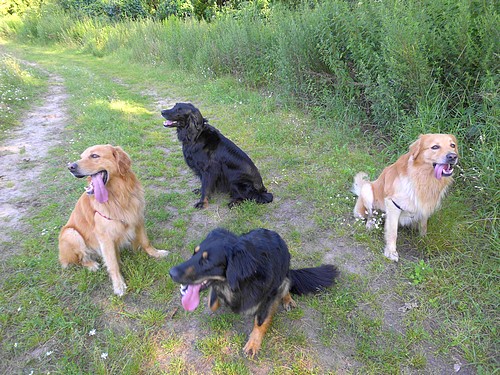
[446,153,458,163]
[169,267,180,281]
[68,162,78,171]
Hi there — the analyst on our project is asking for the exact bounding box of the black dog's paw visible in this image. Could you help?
[192,188,201,195]
[194,200,208,209]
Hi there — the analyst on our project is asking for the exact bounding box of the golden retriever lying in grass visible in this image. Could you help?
[352,134,459,261]
[59,145,168,295]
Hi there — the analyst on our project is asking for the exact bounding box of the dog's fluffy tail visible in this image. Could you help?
[289,265,339,296]
[351,172,369,196]
[352,172,374,219]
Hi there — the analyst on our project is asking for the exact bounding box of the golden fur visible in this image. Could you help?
[58,145,168,295]
[352,134,459,261]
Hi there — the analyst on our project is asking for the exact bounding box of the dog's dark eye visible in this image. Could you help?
[90,154,99,159]
[199,251,209,265]
[451,143,456,148]
[431,145,440,150]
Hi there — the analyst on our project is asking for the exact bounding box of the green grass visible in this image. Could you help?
[0,39,497,374]
[0,51,48,141]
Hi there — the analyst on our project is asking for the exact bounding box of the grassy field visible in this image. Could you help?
[0,40,497,374]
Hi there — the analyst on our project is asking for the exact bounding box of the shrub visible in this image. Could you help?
[155,0,193,20]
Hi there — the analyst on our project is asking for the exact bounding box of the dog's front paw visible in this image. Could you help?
[384,248,399,262]
[243,337,262,358]
[113,278,127,297]
[156,250,170,258]
[194,200,208,209]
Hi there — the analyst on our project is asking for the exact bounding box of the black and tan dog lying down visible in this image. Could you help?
[169,228,339,356]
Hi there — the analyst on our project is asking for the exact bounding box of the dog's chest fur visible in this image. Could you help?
[393,174,451,224]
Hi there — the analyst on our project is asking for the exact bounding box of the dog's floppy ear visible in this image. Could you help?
[409,135,423,160]
[187,105,206,132]
[113,146,131,176]
[226,242,258,290]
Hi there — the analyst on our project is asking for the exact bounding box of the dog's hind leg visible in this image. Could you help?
[243,298,280,357]
[282,292,297,311]
[59,228,99,271]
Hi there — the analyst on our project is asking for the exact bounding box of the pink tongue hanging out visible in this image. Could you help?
[181,284,202,311]
[91,172,109,203]
[434,164,446,180]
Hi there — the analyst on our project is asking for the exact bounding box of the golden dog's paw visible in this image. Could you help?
[113,279,127,296]
[84,261,100,271]
[384,248,399,262]
[156,250,170,257]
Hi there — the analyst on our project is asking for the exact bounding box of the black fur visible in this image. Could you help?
[169,228,339,355]
[161,102,273,209]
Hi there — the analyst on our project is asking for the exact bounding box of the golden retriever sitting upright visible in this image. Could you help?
[352,134,459,261]
[59,145,169,295]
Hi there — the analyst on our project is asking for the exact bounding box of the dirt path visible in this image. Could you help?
[0,61,68,257]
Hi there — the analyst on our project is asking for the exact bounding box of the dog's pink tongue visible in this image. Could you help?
[181,284,202,311]
[91,173,108,203]
[434,164,445,180]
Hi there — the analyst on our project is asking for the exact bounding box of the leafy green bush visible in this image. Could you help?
[1,0,44,16]
[155,0,193,20]
[57,0,148,20]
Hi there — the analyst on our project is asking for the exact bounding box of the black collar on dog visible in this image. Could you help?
[391,199,403,211]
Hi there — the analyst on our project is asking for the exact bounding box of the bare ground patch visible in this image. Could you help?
[0,61,68,260]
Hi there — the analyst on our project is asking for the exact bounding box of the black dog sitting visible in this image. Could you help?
[161,103,273,209]
[169,228,339,357]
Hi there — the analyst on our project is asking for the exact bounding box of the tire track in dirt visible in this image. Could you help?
[0,61,68,258]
